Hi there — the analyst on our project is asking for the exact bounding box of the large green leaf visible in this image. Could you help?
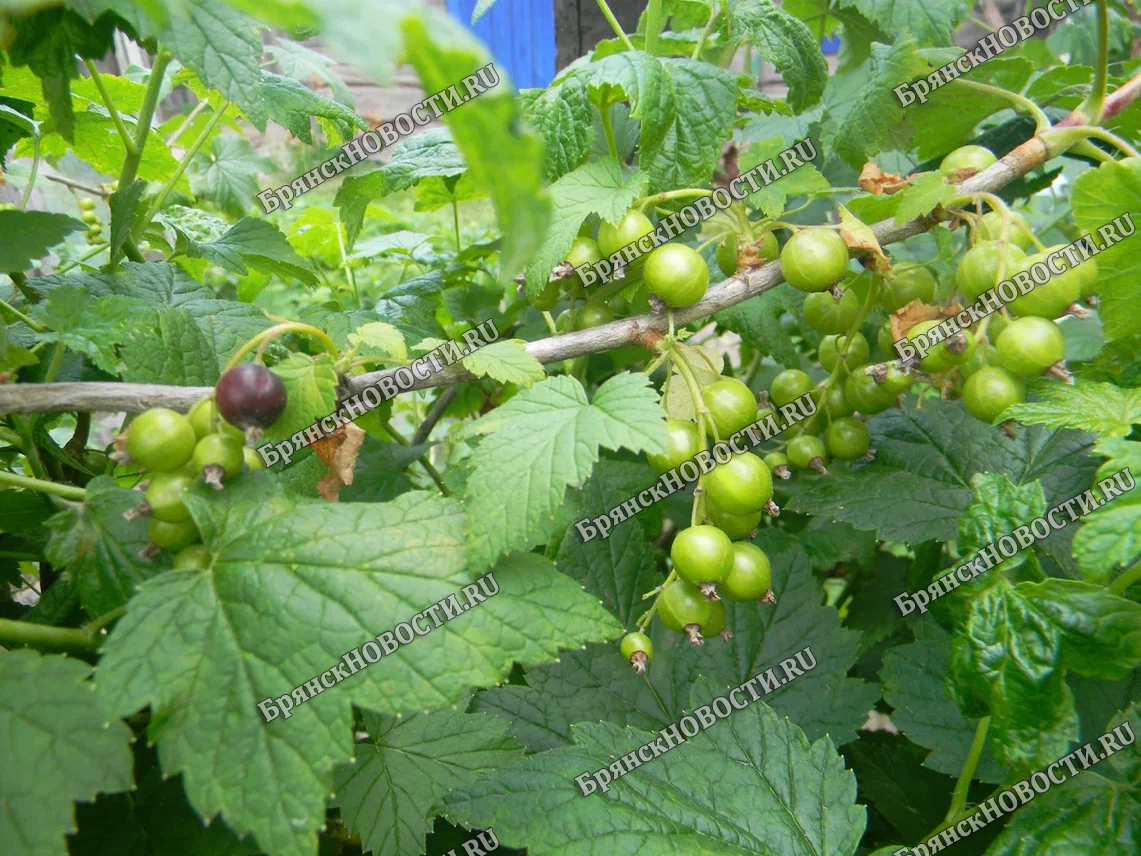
[0,209,85,271]
[176,214,318,286]
[461,373,668,572]
[820,38,929,170]
[461,339,545,387]
[333,709,524,856]
[21,112,191,195]
[734,135,830,218]
[584,52,741,192]
[334,129,467,250]
[190,135,277,218]
[879,619,1004,783]
[951,578,1141,777]
[986,705,1141,855]
[1070,157,1141,342]
[44,477,165,616]
[520,73,595,182]
[554,459,664,628]
[911,57,1035,160]
[523,156,646,296]
[448,684,865,856]
[5,5,119,140]
[836,0,965,46]
[119,306,221,386]
[265,37,353,106]
[785,398,1098,543]
[476,531,879,752]
[0,650,134,856]
[727,0,829,110]
[97,481,621,856]
[1001,379,1141,438]
[255,70,367,143]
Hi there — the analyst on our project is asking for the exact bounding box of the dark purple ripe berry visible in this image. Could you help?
[214,364,287,430]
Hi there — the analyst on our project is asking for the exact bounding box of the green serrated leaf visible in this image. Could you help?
[0,209,85,271]
[837,0,965,46]
[97,483,618,856]
[265,353,338,443]
[462,373,667,572]
[448,690,865,856]
[0,649,134,856]
[880,619,1005,783]
[1064,158,1141,343]
[951,578,1141,776]
[585,52,740,192]
[333,710,524,856]
[1001,379,1141,438]
[161,0,267,127]
[524,157,646,296]
[476,531,879,752]
[521,74,594,182]
[911,57,1035,160]
[120,306,221,386]
[179,216,317,286]
[347,321,407,363]
[736,135,830,217]
[893,172,957,224]
[461,339,545,387]
[266,37,353,106]
[108,179,147,259]
[190,135,276,218]
[727,0,829,110]
[821,38,929,170]
[335,129,466,250]
[785,398,1098,543]
[957,472,1047,576]
[255,70,368,143]
[555,459,664,628]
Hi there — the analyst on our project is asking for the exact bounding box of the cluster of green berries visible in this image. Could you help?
[122,364,287,564]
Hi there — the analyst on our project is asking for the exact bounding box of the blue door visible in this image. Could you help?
[446,0,557,89]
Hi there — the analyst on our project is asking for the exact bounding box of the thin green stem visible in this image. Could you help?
[1110,562,1141,596]
[18,135,40,211]
[336,223,361,310]
[942,716,991,827]
[600,105,620,160]
[638,188,714,209]
[141,104,228,229]
[0,469,86,500]
[1071,125,1141,159]
[671,349,711,527]
[692,7,720,60]
[378,418,451,497]
[643,0,663,56]
[0,298,45,331]
[57,242,109,274]
[84,59,139,155]
[952,79,1050,132]
[967,14,997,33]
[0,604,126,652]
[1083,0,1109,123]
[595,0,635,50]
[452,199,462,252]
[120,50,172,188]
[164,98,207,147]
[223,322,340,372]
